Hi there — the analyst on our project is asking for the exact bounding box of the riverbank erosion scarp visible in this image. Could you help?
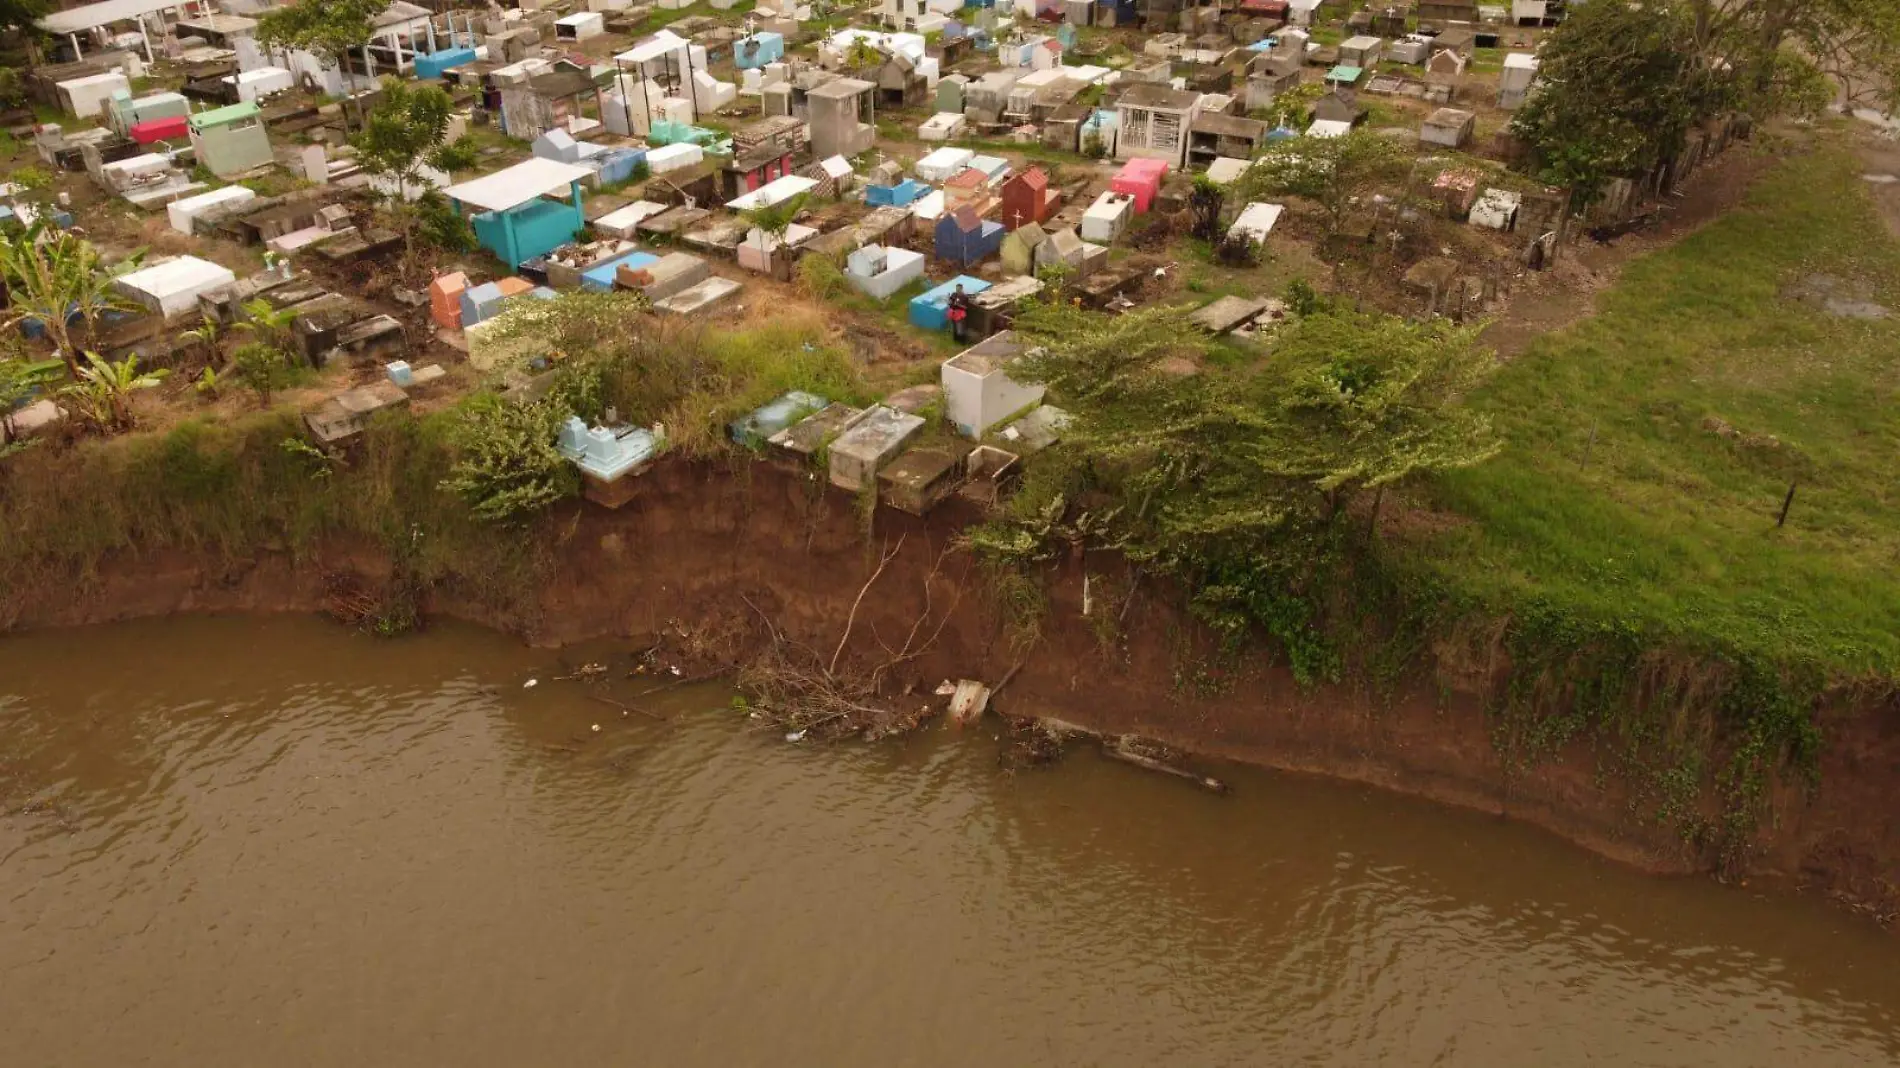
[4,451,1896,921]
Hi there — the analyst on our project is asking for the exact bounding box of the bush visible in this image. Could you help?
[415,190,477,254]
[231,342,295,407]
[796,252,848,301]
[479,291,870,459]
[1214,233,1262,267]
[440,395,577,523]
[1284,278,1324,317]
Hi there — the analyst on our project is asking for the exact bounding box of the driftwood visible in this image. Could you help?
[630,667,728,698]
[586,692,669,723]
[1106,738,1228,794]
[990,658,1027,699]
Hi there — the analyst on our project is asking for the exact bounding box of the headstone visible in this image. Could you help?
[301,143,328,183]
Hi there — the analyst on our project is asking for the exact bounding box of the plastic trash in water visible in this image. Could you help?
[523,678,539,688]
[591,724,602,732]
[785,730,806,742]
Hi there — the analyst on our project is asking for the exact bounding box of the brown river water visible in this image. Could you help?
[3,615,1899,1067]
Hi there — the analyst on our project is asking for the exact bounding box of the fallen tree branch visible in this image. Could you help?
[1106,738,1228,794]
[1119,567,1143,624]
[631,667,729,698]
[587,692,669,723]
[829,533,906,676]
[990,658,1028,700]
[870,545,969,689]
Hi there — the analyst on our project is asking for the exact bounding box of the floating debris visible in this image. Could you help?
[1000,715,1082,769]
[947,680,991,726]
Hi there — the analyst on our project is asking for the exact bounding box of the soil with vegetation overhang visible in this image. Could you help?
[4,134,1900,926]
[5,0,1900,926]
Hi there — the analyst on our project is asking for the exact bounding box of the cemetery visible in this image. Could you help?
[0,0,1793,544]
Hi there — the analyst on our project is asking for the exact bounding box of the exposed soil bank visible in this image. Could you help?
[7,460,1897,919]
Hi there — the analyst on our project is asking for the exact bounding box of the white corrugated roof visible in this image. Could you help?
[117,255,237,299]
[726,174,817,212]
[615,30,689,65]
[443,158,592,212]
[40,0,179,36]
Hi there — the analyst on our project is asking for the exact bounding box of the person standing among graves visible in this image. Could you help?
[947,284,970,343]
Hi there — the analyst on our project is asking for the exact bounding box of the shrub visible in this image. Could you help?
[440,395,577,523]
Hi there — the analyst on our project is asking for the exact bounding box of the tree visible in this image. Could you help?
[1511,0,1862,202]
[1252,81,1321,129]
[1677,0,1900,114]
[0,0,50,71]
[415,189,478,254]
[1188,173,1225,243]
[441,394,577,524]
[843,39,884,73]
[1236,128,1410,237]
[255,0,383,131]
[1264,310,1502,512]
[1507,1,1717,204]
[983,301,1502,680]
[59,351,167,433]
[0,223,142,378]
[231,341,294,408]
[352,78,479,258]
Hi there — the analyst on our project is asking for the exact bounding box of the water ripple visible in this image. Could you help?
[0,616,1895,1067]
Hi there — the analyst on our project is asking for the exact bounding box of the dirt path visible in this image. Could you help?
[1481,140,1780,359]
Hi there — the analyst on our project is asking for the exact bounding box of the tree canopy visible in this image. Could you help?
[1509,1,1712,201]
[352,78,477,255]
[1510,0,1875,201]
[255,0,383,127]
[1000,300,1500,556]
[977,299,1501,680]
[0,0,49,44]
[1234,128,1410,235]
[1681,0,1900,114]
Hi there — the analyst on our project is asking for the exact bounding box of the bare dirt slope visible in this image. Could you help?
[10,459,1897,923]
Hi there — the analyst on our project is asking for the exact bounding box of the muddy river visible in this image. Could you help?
[3,616,1898,1066]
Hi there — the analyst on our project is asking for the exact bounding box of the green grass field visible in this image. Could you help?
[1414,144,1900,676]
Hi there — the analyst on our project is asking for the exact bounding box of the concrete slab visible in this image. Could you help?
[653,275,742,315]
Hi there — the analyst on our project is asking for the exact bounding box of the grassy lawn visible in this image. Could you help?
[1414,144,1900,675]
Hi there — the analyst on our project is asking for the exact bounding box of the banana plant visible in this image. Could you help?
[232,298,300,357]
[60,351,170,433]
[179,315,226,367]
[0,222,144,379]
